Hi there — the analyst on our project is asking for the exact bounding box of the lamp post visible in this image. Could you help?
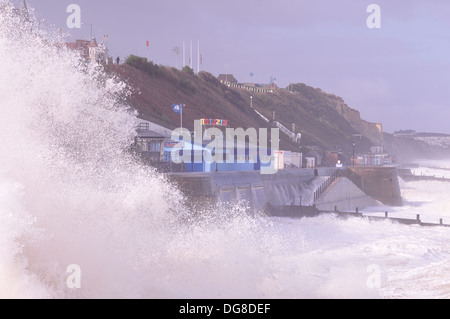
[178,103,185,132]
[82,23,93,41]
[250,96,253,108]
[224,64,229,82]
[191,131,195,172]
[352,141,356,167]
[336,145,341,165]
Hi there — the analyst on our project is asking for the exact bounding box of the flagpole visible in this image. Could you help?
[183,41,185,68]
[190,41,193,69]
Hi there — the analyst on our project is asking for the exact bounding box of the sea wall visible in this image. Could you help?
[167,166,402,213]
[168,169,316,211]
[314,177,380,211]
[348,166,403,206]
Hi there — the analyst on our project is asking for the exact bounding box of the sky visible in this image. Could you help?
[21,0,450,134]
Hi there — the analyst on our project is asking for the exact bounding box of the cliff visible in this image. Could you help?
[105,56,450,163]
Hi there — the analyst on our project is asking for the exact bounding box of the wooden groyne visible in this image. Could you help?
[399,174,450,183]
[397,167,450,183]
[267,204,450,228]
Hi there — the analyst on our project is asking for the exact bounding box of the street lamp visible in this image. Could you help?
[352,141,356,166]
[191,131,195,172]
[81,23,93,41]
[336,145,341,164]
[250,96,253,108]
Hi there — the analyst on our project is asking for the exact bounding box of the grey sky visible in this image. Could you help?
[23,0,450,134]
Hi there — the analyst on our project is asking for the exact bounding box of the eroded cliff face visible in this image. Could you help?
[321,93,384,147]
[282,83,384,153]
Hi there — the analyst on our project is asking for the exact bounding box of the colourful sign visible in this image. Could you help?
[200,119,229,126]
[164,141,181,148]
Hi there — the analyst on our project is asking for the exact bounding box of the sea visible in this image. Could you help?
[1,2,450,299]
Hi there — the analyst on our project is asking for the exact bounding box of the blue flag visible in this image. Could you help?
[172,104,182,114]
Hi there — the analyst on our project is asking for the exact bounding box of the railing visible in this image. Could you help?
[137,122,149,131]
[220,81,275,93]
[313,168,364,202]
[273,121,301,143]
[253,109,270,123]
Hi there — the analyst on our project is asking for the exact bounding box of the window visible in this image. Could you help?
[148,141,161,152]
[164,151,172,162]
[136,138,147,151]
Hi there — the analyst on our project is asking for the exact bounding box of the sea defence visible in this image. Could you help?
[168,169,317,211]
[167,166,403,213]
[313,176,380,211]
[347,166,403,206]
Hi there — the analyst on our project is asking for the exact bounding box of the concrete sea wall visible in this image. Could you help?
[167,166,402,213]
[348,166,402,206]
[314,177,380,211]
[168,169,316,211]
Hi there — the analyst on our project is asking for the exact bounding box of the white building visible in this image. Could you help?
[88,38,110,64]
[371,146,384,154]
[305,157,316,168]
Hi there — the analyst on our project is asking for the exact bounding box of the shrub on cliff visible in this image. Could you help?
[182,66,195,76]
[125,55,165,78]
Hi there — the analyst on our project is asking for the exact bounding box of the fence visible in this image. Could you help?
[313,168,364,202]
[220,81,275,94]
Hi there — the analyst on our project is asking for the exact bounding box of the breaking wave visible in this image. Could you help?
[1,1,450,299]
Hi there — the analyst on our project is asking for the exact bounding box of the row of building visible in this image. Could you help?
[134,120,394,174]
[315,145,393,168]
[135,120,303,173]
[65,37,116,65]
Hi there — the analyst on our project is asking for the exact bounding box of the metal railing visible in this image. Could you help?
[313,168,364,202]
